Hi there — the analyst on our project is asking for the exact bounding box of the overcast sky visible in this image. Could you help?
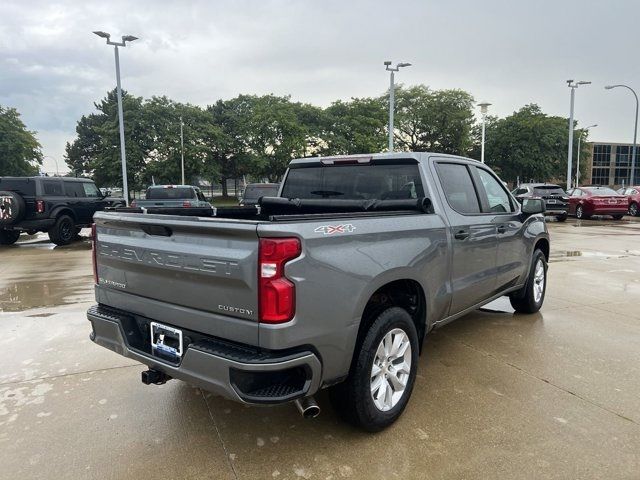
[1,0,639,174]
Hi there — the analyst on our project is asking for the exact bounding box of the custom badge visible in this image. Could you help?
[314,224,356,235]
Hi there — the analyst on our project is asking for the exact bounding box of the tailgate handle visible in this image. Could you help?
[141,225,173,237]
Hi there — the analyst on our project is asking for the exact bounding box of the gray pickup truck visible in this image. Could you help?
[88,152,549,431]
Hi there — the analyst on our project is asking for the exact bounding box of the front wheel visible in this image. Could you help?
[510,249,547,314]
[612,214,624,220]
[630,202,639,217]
[329,307,419,432]
[0,229,20,245]
[555,213,568,222]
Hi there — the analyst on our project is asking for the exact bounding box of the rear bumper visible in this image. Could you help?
[87,304,322,404]
[587,207,628,215]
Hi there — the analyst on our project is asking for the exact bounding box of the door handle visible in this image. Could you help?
[497,225,507,234]
[454,230,470,240]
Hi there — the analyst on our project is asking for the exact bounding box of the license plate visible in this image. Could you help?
[150,322,183,362]
[546,199,557,204]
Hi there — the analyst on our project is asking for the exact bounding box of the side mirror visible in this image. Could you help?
[521,198,545,216]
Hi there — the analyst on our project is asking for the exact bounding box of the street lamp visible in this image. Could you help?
[605,84,638,186]
[384,61,411,152]
[93,31,139,205]
[576,124,597,187]
[43,156,59,176]
[478,102,492,163]
[566,80,591,191]
[180,116,185,185]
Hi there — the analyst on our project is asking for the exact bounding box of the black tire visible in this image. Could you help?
[0,191,26,226]
[509,249,547,314]
[555,213,568,222]
[575,204,590,220]
[0,229,20,245]
[630,202,639,217]
[329,307,419,432]
[612,214,624,220]
[48,215,75,246]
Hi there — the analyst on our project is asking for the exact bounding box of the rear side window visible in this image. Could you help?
[64,181,85,198]
[146,187,195,199]
[281,164,424,200]
[42,180,63,196]
[475,168,514,213]
[435,163,480,214]
[244,186,279,200]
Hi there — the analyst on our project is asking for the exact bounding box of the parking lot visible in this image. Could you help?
[1,218,639,480]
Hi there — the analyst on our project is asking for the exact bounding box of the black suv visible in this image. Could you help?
[0,177,124,246]
[512,183,569,222]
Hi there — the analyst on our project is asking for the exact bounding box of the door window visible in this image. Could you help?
[476,168,514,213]
[64,182,86,198]
[82,183,102,198]
[435,163,481,214]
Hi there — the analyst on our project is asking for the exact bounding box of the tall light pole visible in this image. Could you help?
[180,116,185,185]
[576,124,597,187]
[566,80,591,191]
[478,102,491,163]
[605,84,638,186]
[43,156,59,176]
[93,31,138,205]
[384,61,411,152]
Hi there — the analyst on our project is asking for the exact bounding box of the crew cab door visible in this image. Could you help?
[432,161,497,315]
[471,166,526,291]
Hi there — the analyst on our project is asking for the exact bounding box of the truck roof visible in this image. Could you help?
[287,152,476,168]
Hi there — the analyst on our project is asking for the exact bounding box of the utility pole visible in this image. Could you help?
[180,116,185,185]
[384,61,411,152]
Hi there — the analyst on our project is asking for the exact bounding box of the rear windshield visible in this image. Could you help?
[281,164,425,200]
[533,186,565,195]
[146,187,195,200]
[583,187,619,195]
[0,178,36,196]
[244,185,279,199]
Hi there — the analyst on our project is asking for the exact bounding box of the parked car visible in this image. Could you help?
[567,186,629,220]
[617,186,640,216]
[239,183,280,206]
[88,152,548,431]
[512,183,569,221]
[130,185,211,209]
[0,176,125,246]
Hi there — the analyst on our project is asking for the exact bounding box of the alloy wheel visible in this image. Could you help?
[533,258,545,303]
[370,328,412,412]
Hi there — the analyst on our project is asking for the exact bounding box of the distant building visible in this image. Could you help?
[587,142,640,187]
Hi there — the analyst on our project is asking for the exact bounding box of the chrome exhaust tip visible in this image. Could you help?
[294,396,320,418]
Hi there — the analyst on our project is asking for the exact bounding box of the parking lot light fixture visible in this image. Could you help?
[605,84,638,186]
[93,31,139,206]
[576,124,597,187]
[478,102,492,164]
[566,80,591,191]
[385,61,412,152]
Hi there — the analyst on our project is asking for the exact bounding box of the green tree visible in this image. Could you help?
[483,104,570,183]
[392,86,475,155]
[0,106,43,176]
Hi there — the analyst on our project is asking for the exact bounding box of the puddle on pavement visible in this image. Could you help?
[0,276,94,312]
[549,250,637,262]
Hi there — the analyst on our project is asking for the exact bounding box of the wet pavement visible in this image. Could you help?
[1,219,640,479]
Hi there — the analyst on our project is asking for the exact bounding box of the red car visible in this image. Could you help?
[567,186,629,220]
[617,186,640,217]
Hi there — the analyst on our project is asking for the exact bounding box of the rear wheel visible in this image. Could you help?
[629,202,638,217]
[0,229,20,245]
[555,212,568,222]
[509,249,547,314]
[329,307,419,432]
[575,204,590,219]
[48,215,75,246]
[612,214,624,220]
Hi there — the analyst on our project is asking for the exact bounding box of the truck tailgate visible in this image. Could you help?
[93,212,259,333]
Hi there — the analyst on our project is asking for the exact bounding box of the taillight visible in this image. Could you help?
[36,200,45,213]
[91,223,98,285]
[183,200,191,207]
[258,237,301,323]
[130,200,137,208]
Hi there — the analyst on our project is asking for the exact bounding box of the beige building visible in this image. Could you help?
[587,142,640,187]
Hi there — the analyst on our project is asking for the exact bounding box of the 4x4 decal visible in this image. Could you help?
[314,224,356,235]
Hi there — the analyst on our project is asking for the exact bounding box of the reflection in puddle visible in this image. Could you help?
[550,250,633,262]
[0,277,94,312]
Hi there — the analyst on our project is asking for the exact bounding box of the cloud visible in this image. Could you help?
[1,0,640,173]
